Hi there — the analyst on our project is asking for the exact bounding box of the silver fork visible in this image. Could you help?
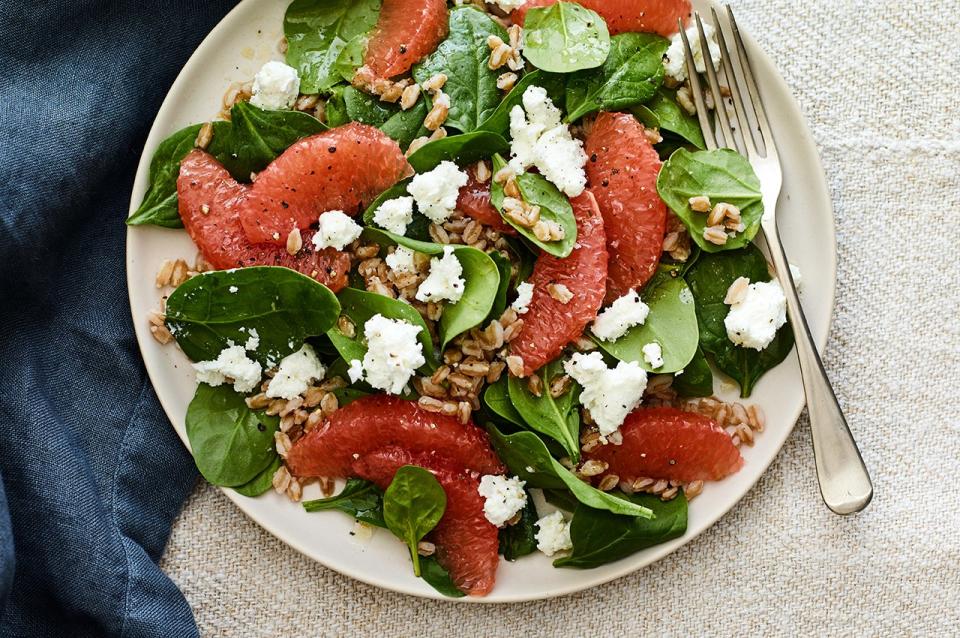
[679,7,873,515]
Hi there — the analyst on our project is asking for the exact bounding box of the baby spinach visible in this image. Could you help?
[412,6,507,133]
[233,455,281,497]
[488,251,513,321]
[165,266,340,367]
[487,425,653,518]
[383,465,447,577]
[362,228,501,350]
[595,267,699,373]
[554,492,688,568]
[284,0,381,94]
[361,179,433,241]
[490,154,578,257]
[476,70,565,136]
[185,384,279,487]
[327,286,439,371]
[406,130,510,173]
[419,556,466,598]
[508,360,581,462]
[672,347,714,398]
[302,477,386,527]
[483,377,525,427]
[127,123,203,228]
[332,34,368,84]
[499,489,539,561]
[685,244,794,397]
[565,33,669,122]
[328,86,430,149]
[522,2,610,73]
[657,148,764,253]
[633,88,705,150]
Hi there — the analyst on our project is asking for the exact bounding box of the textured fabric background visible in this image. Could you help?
[159,0,960,635]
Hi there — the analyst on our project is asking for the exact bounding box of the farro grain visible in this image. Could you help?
[677,85,696,115]
[684,480,704,500]
[502,319,523,342]
[400,83,421,110]
[418,396,445,413]
[526,373,543,397]
[417,541,437,556]
[549,373,572,398]
[547,283,573,304]
[278,396,304,417]
[421,73,448,93]
[294,94,319,111]
[246,392,270,410]
[703,225,728,245]
[660,486,679,501]
[149,324,173,345]
[195,122,214,149]
[632,477,655,491]
[689,195,711,212]
[286,227,303,255]
[304,409,323,432]
[272,465,292,493]
[485,360,505,384]
[643,128,663,145]
[579,459,608,477]
[506,355,525,377]
[597,474,620,492]
[274,432,292,457]
[497,72,517,91]
[279,413,296,433]
[424,98,449,131]
[457,401,472,425]
[337,315,356,339]
[319,376,347,392]
[724,276,750,305]
[155,260,175,288]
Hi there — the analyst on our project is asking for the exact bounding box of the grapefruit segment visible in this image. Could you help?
[510,190,607,376]
[584,407,744,483]
[362,0,449,79]
[456,164,514,234]
[584,112,667,304]
[286,395,506,479]
[177,150,350,291]
[511,0,690,37]
[352,447,499,596]
[239,123,412,245]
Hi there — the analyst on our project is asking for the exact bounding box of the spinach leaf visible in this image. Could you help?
[361,228,501,350]
[503,235,536,286]
[657,148,763,253]
[488,250,513,321]
[165,266,341,367]
[672,347,714,398]
[284,0,381,94]
[508,360,581,461]
[543,488,579,512]
[127,123,202,227]
[522,2,610,73]
[383,466,447,577]
[361,179,434,241]
[482,377,525,427]
[633,88,705,149]
[685,244,794,397]
[407,130,510,173]
[303,477,386,527]
[185,384,279,487]
[487,425,653,518]
[420,556,466,597]
[412,6,507,133]
[554,492,688,568]
[565,33,669,122]
[477,70,565,136]
[332,34,369,84]
[232,455,281,497]
[499,489,539,561]
[595,266,699,373]
[327,286,439,371]
[490,154,577,258]
[331,86,430,149]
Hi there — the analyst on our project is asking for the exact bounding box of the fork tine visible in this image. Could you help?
[678,18,717,150]
[726,6,775,156]
[694,12,740,154]
[710,7,757,157]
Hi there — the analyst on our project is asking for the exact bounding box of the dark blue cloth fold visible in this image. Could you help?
[0,1,235,635]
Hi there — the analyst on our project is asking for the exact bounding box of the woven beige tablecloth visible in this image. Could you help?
[160,0,960,635]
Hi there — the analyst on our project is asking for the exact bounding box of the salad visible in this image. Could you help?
[131,0,796,597]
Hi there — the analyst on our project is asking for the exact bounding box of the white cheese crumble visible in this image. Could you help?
[250,61,300,111]
[477,475,527,527]
[642,342,664,369]
[564,352,647,437]
[373,196,415,235]
[361,314,426,395]
[592,289,650,342]
[724,279,787,350]
[229,286,239,293]
[347,358,365,383]
[407,161,468,223]
[265,344,325,400]
[311,210,363,251]
[535,511,572,557]
[385,246,417,275]
[511,281,534,315]
[416,246,465,304]
[193,345,263,393]
[663,21,722,82]
[508,86,587,197]
[244,328,260,351]
[789,263,804,292]
[484,0,525,11]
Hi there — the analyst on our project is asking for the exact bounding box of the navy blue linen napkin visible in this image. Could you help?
[0,1,235,635]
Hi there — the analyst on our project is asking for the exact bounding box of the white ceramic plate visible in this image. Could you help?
[127,0,836,602]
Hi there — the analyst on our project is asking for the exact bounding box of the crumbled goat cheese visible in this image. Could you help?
[373,196,415,235]
[361,314,426,395]
[407,161,468,223]
[485,0,526,11]
[789,263,804,292]
[535,511,572,557]
[512,281,534,314]
[663,21,721,82]
[724,279,787,350]
[642,342,664,369]
[347,359,365,383]
[564,352,647,437]
[311,210,363,251]
[193,345,263,393]
[229,286,239,293]
[592,289,650,341]
[477,475,528,527]
[508,86,587,197]
[250,60,300,110]
[266,344,325,400]
[385,246,417,275]
[416,246,465,304]
[244,328,260,351]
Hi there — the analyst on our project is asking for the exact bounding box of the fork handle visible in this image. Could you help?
[761,221,873,515]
